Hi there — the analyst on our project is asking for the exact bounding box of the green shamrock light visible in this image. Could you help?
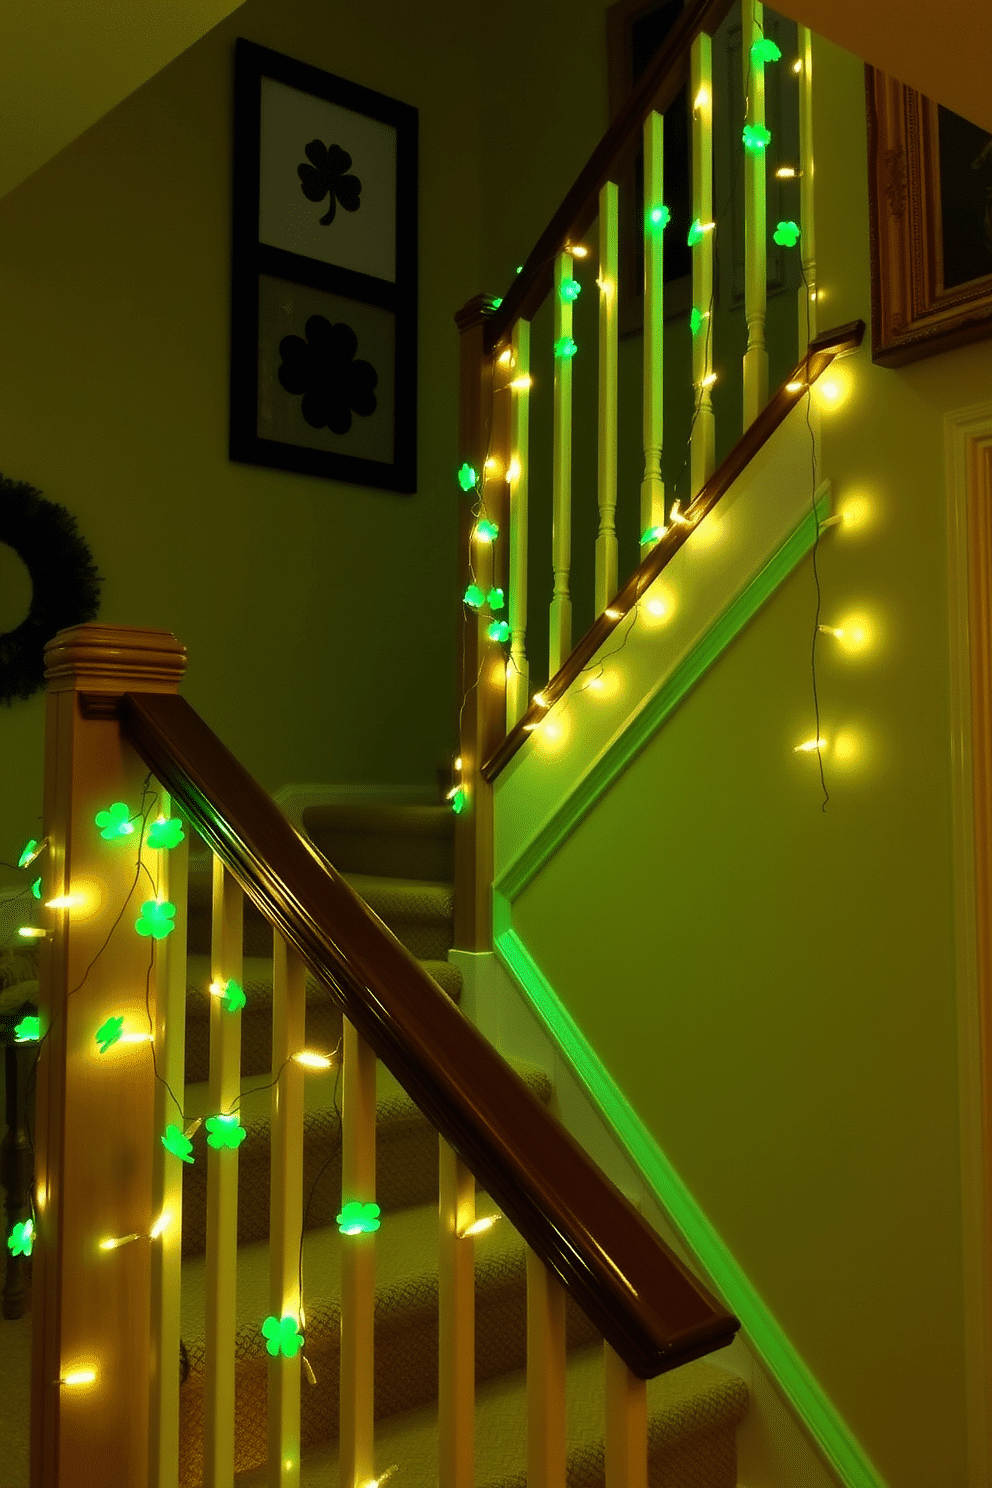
[750,37,782,65]
[742,124,772,153]
[136,900,176,940]
[7,1219,34,1258]
[690,308,704,335]
[773,220,801,247]
[463,584,485,610]
[96,1015,124,1054]
[492,296,503,309]
[475,519,500,542]
[457,463,478,492]
[559,278,581,302]
[687,218,705,247]
[647,204,671,229]
[337,1200,381,1235]
[14,1015,40,1043]
[449,788,466,815]
[95,802,135,841]
[261,1314,304,1358]
[206,1114,246,1150]
[641,524,667,545]
[161,1124,195,1164]
[31,877,42,900]
[554,336,577,359]
[219,979,246,1013]
[488,620,510,643]
[146,816,185,851]
[487,587,505,612]
[18,840,39,869]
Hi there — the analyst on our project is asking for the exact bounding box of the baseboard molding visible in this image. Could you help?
[273,781,439,828]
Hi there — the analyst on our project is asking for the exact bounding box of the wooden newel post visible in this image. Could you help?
[453,294,510,951]
[32,624,186,1488]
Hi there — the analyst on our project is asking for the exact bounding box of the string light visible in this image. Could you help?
[209,979,246,1012]
[461,1213,502,1238]
[693,87,710,111]
[596,277,614,297]
[668,500,692,526]
[14,1015,40,1042]
[793,737,827,753]
[161,1124,195,1164]
[60,1370,97,1388]
[135,899,176,939]
[146,815,184,850]
[292,1050,334,1069]
[463,584,485,610]
[7,1219,34,1257]
[205,1114,246,1150]
[793,58,803,73]
[559,278,582,301]
[566,243,589,258]
[689,308,710,335]
[31,878,42,899]
[554,336,577,359]
[95,803,135,841]
[698,372,718,388]
[647,205,671,228]
[45,894,77,909]
[447,786,466,814]
[475,519,500,542]
[773,221,801,247]
[17,837,46,868]
[687,218,715,247]
[786,380,806,392]
[337,1200,381,1235]
[99,1232,143,1251]
[532,692,549,709]
[604,607,625,621]
[457,462,477,492]
[742,124,772,153]
[641,525,666,544]
[487,587,505,611]
[497,348,513,367]
[261,1315,304,1358]
[95,1016,124,1054]
[776,166,802,178]
[750,37,782,64]
[505,458,521,483]
[365,1467,399,1488]
[509,375,533,391]
[18,926,47,940]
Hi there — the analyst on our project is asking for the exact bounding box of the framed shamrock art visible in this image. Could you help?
[230,40,418,491]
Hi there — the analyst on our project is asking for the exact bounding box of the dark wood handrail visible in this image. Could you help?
[115,689,739,1378]
[482,319,866,782]
[483,0,736,355]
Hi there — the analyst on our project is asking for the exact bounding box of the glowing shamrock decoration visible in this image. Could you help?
[690,309,704,335]
[146,816,185,851]
[750,37,782,64]
[95,802,135,841]
[554,336,577,359]
[337,1200,381,1235]
[18,840,39,869]
[487,588,505,611]
[136,900,176,940]
[492,297,503,309]
[475,519,500,542]
[648,205,671,229]
[7,1219,34,1258]
[463,585,485,610]
[96,1016,124,1054]
[742,124,772,153]
[687,218,705,247]
[560,278,581,301]
[14,1015,40,1043]
[773,220,801,247]
[457,463,478,492]
[162,1124,195,1164]
[219,980,246,1013]
[206,1114,246,1150]
[31,877,41,900]
[488,620,510,643]
[641,524,667,544]
[261,1315,304,1358]
[449,788,466,815]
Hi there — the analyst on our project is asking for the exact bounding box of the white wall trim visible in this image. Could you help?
[272,782,439,829]
[945,396,992,1488]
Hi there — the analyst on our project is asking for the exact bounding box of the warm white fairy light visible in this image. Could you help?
[596,277,615,297]
[18,927,47,940]
[604,607,624,621]
[794,737,827,753]
[793,58,803,73]
[509,375,533,391]
[119,1031,154,1046]
[566,243,589,258]
[292,1050,334,1069]
[698,372,718,389]
[505,457,521,483]
[45,894,79,909]
[60,1369,97,1388]
[99,1232,142,1251]
[786,381,806,392]
[776,166,801,178]
[532,692,549,709]
[461,1214,502,1238]
[693,86,711,111]
[497,348,513,366]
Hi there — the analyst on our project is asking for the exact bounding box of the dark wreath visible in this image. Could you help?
[0,475,102,705]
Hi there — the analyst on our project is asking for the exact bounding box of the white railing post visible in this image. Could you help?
[742,0,769,427]
[340,1017,377,1488]
[507,318,531,727]
[690,33,716,497]
[597,181,620,612]
[438,1139,476,1488]
[203,859,243,1487]
[604,1343,648,1488]
[797,24,817,353]
[527,1249,567,1488]
[641,116,665,552]
[550,250,574,675]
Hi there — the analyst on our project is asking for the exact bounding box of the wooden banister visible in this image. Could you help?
[112,686,739,1377]
[483,0,736,355]
[481,319,866,783]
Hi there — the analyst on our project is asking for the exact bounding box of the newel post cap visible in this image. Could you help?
[44,623,187,695]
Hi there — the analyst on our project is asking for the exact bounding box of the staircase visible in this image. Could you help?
[173,801,747,1484]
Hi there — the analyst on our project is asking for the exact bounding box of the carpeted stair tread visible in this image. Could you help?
[337,875,455,961]
[303,804,455,882]
[232,1345,747,1488]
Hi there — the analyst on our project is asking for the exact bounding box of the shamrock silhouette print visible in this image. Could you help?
[278,315,378,434]
[297,140,362,225]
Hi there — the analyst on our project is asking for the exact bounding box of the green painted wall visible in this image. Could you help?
[512,31,991,1488]
[0,0,483,876]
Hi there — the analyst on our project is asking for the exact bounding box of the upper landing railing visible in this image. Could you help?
[452,0,864,948]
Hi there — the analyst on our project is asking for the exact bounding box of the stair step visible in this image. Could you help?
[178,1058,551,1257]
[231,1345,748,1488]
[303,803,455,882]
[183,954,461,1084]
[339,875,454,961]
[179,1183,596,1485]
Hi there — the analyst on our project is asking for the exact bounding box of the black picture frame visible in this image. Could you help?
[230,39,418,492]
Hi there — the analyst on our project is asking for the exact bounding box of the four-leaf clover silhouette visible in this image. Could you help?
[774,220,801,247]
[147,816,185,851]
[297,140,362,226]
[14,1015,40,1042]
[337,1200,381,1235]
[162,1124,195,1164]
[206,1115,246,1150]
[261,1314,304,1358]
[278,316,378,435]
[136,900,177,940]
[7,1219,34,1258]
[96,802,134,840]
[742,124,772,153]
[96,1015,124,1054]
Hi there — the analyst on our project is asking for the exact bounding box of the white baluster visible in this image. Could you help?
[597,180,620,612]
[507,318,531,727]
[797,24,817,353]
[340,1017,377,1488]
[439,1139,476,1488]
[742,0,769,427]
[690,33,716,497]
[527,1249,567,1488]
[641,116,665,552]
[550,250,574,675]
[604,1344,648,1488]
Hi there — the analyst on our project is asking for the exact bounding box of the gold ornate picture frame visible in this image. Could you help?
[866,66,992,367]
